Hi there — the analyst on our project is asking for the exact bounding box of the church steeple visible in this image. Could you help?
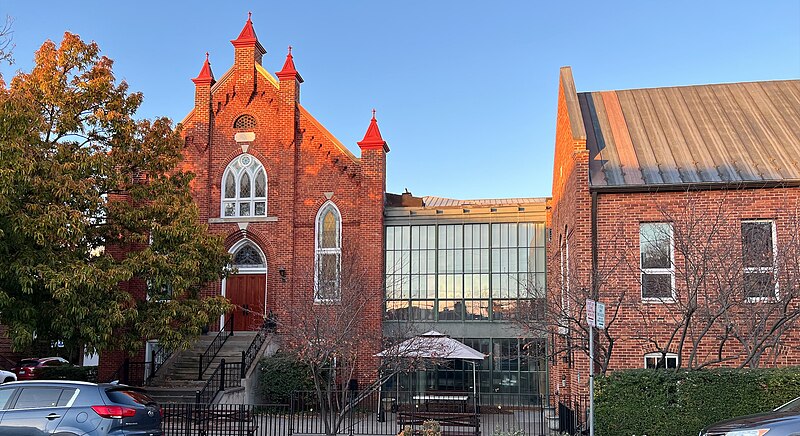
[191,52,215,86]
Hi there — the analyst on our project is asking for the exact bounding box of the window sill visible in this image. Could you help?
[209,216,278,224]
[641,297,676,304]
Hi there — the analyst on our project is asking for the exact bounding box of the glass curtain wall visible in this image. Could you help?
[385,223,546,321]
[384,222,547,396]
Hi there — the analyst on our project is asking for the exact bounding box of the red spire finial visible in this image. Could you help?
[192,52,215,85]
[231,12,266,54]
[276,44,303,83]
[358,109,389,152]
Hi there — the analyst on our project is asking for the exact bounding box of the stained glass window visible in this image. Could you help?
[315,203,341,301]
[233,243,264,267]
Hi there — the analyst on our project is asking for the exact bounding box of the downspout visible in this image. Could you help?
[591,191,598,299]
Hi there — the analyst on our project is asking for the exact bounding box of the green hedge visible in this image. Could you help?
[258,353,314,404]
[595,367,800,436]
[35,365,98,382]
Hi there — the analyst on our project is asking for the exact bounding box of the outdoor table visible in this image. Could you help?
[412,394,469,412]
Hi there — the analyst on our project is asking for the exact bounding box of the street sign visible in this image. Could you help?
[596,302,606,330]
[586,299,596,326]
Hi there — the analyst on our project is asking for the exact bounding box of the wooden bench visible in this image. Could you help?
[192,408,259,436]
[397,411,480,436]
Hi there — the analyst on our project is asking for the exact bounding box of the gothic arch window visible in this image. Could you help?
[233,114,256,130]
[231,240,266,273]
[315,202,341,302]
[221,154,267,218]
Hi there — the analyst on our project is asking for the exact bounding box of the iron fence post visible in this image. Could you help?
[197,355,203,381]
[195,390,200,404]
[219,359,226,392]
[240,350,246,379]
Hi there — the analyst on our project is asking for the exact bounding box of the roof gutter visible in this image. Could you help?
[588,180,800,194]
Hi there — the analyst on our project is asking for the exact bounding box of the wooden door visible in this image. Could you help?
[226,274,266,331]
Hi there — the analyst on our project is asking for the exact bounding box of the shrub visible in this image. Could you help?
[257,353,314,404]
[595,367,800,436]
[35,365,98,382]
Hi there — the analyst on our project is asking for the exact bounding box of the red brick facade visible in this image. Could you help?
[548,68,800,397]
[109,16,387,382]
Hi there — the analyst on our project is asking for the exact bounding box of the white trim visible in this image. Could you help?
[314,201,342,303]
[742,219,779,302]
[640,222,676,303]
[220,153,268,219]
[644,352,678,369]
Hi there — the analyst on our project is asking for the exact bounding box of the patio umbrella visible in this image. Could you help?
[376,331,486,411]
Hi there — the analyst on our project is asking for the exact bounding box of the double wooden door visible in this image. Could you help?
[226,274,266,331]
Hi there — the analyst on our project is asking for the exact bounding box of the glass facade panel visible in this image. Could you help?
[385,221,545,322]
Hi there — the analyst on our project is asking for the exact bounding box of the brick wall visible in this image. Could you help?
[178,22,386,385]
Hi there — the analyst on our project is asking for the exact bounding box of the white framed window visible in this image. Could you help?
[741,220,777,300]
[640,222,675,301]
[221,154,267,218]
[644,352,678,369]
[315,202,341,302]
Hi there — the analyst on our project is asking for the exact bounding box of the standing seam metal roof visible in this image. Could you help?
[579,80,800,187]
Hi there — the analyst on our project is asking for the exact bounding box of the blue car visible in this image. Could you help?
[0,380,161,435]
[700,396,800,436]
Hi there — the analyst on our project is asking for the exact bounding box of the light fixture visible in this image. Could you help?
[278,267,287,282]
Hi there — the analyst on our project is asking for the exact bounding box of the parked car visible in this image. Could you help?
[700,396,800,436]
[11,356,70,380]
[0,369,17,383]
[0,380,161,435]
[0,369,16,383]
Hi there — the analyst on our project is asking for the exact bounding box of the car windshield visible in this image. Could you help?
[17,360,38,367]
[775,396,800,413]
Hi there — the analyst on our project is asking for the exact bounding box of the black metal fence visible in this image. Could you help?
[195,359,244,404]
[160,392,588,435]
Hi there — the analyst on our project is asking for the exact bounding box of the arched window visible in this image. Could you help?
[315,202,341,301]
[230,240,266,274]
[233,114,256,130]
[221,154,267,218]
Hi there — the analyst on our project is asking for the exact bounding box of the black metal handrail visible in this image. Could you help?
[107,343,173,386]
[195,358,243,404]
[238,313,276,379]
[197,313,234,380]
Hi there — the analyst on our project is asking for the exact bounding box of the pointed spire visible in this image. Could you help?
[276,45,304,83]
[231,11,266,54]
[192,52,215,85]
[358,109,389,152]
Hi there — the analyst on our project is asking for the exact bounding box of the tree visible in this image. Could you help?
[515,223,630,376]
[0,33,232,357]
[278,246,447,435]
[633,191,800,369]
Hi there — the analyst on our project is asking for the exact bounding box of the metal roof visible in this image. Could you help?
[422,196,547,208]
[578,80,800,188]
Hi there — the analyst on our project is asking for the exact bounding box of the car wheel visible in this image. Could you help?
[2,377,12,384]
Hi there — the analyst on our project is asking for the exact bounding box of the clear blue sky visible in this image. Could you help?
[2,1,799,198]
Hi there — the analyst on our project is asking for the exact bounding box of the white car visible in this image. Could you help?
[0,369,16,383]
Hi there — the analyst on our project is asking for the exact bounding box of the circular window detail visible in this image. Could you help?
[233,114,256,130]
[240,154,253,167]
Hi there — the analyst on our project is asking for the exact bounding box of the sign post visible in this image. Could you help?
[586,299,605,436]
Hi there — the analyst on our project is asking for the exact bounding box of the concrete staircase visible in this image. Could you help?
[146,331,259,404]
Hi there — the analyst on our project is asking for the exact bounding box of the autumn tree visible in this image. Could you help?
[0,33,232,357]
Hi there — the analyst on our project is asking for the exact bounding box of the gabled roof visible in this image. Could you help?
[577,79,800,188]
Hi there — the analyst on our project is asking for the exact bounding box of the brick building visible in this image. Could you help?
[102,15,388,381]
[548,67,800,396]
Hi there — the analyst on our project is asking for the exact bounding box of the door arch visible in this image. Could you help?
[224,239,267,331]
